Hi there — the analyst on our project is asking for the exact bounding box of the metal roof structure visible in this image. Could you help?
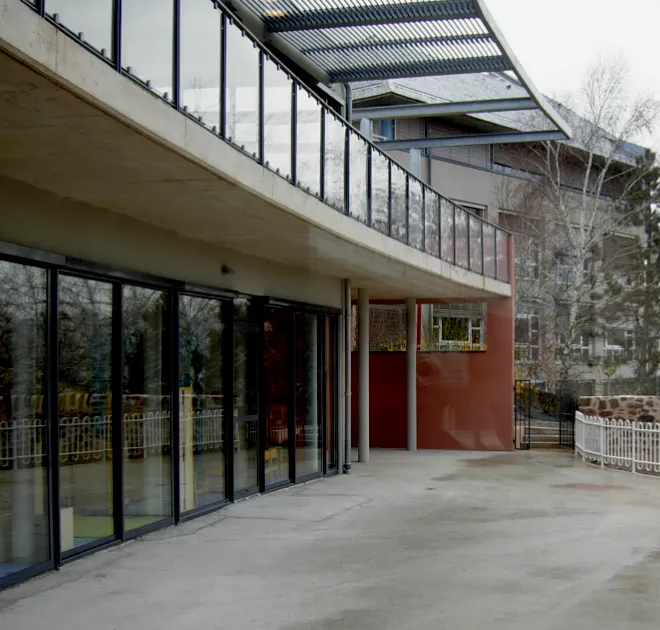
[235,0,571,145]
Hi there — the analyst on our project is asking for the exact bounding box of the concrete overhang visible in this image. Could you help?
[0,0,510,301]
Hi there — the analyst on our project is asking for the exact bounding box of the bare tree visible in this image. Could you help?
[498,58,659,390]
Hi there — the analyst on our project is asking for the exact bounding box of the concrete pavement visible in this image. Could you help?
[3,449,660,629]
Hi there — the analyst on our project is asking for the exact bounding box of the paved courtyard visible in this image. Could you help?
[3,449,660,629]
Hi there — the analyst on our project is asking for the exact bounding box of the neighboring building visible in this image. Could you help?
[0,0,568,588]
[351,72,650,396]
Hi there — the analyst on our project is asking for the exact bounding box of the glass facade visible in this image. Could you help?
[46,0,113,57]
[0,261,49,581]
[0,251,339,589]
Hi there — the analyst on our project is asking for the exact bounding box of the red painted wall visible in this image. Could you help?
[351,239,515,451]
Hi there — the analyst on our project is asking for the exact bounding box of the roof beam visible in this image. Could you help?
[300,33,492,56]
[329,56,511,83]
[265,1,479,33]
[376,130,567,150]
[352,98,537,120]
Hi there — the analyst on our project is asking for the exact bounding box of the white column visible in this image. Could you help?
[410,148,422,179]
[359,118,372,141]
[407,298,417,451]
[358,289,370,463]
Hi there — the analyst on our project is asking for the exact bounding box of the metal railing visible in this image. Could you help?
[22,0,510,283]
[575,411,660,476]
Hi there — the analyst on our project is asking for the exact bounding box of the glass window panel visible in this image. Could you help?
[349,132,368,223]
[58,275,113,553]
[440,199,455,262]
[497,230,510,281]
[264,308,292,487]
[409,179,424,250]
[371,150,389,235]
[483,224,496,278]
[123,286,171,530]
[264,59,292,179]
[324,112,345,211]
[424,190,439,256]
[295,312,321,478]
[469,215,483,273]
[46,0,112,57]
[179,295,225,513]
[391,165,407,243]
[122,0,173,99]
[225,22,259,157]
[296,87,321,196]
[0,261,49,579]
[455,208,469,268]
[181,0,221,130]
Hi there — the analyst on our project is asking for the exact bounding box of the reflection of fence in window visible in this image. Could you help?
[180,409,224,453]
[0,418,47,469]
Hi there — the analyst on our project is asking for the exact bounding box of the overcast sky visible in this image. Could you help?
[485,0,660,150]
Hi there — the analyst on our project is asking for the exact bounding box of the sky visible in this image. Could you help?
[485,0,660,150]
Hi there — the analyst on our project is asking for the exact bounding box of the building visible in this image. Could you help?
[351,72,650,397]
[0,0,569,588]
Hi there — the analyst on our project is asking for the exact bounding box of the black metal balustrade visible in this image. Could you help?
[24,0,510,283]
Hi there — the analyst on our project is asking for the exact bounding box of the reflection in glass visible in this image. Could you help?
[179,296,224,512]
[325,317,337,472]
[123,286,171,530]
[425,191,439,256]
[324,112,345,211]
[469,215,483,273]
[264,59,292,179]
[226,22,259,157]
[409,179,424,249]
[440,200,455,262]
[349,133,368,223]
[391,166,407,243]
[58,275,113,552]
[483,224,496,278]
[181,0,221,130]
[264,308,291,487]
[46,0,112,56]
[296,86,321,195]
[455,208,469,268]
[295,313,321,478]
[497,230,509,281]
[0,262,49,579]
[233,329,259,494]
[122,0,173,98]
[371,151,389,234]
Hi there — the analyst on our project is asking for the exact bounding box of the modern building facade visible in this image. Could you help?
[0,0,569,589]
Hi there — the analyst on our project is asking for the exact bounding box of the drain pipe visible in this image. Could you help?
[343,278,352,473]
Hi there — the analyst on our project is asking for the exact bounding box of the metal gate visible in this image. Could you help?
[514,379,531,450]
[557,389,577,449]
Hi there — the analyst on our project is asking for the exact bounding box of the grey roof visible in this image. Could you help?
[352,74,646,164]
[232,0,570,140]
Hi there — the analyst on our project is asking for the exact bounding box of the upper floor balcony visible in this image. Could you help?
[0,0,516,297]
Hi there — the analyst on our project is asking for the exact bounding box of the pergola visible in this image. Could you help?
[234,0,571,148]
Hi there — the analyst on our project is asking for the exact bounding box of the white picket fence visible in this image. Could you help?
[575,411,660,475]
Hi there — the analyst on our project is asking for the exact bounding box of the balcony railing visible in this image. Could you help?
[21,0,510,283]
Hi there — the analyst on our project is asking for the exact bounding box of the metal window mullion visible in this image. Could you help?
[387,162,392,237]
[437,197,442,259]
[494,229,498,279]
[467,215,471,271]
[344,127,350,215]
[112,0,122,71]
[452,204,457,265]
[291,82,297,185]
[319,104,326,199]
[46,268,61,569]
[290,312,297,482]
[223,301,235,501]
[481,221,485,277]
[172,0,181,108]
[219,11,227,138]
[258,50,265,164]
[421,186,425,252]
[37,0,45,17]
[405,176,410,245]
[111,282,125,541]
[170,292,181,523]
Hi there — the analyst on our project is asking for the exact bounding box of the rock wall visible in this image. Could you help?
[579,396,660,423]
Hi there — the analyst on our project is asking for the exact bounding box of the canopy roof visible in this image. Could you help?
[234,0,571,143]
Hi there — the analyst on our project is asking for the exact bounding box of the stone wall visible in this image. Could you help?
[579,396,660,423]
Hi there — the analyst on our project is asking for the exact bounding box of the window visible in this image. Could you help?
[515,310,539,361]
[454,201,486,218]
[605,328,634,358]
[555,251,593,285]
[431,303,486,351]
[555,304,593,359]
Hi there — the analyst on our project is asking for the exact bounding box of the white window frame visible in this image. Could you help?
[605,328,634,358]
[432,304,486,351]
[515,312,539,362]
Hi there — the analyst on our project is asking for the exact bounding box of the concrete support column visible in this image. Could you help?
[358,289,370,463]
[407,297,417,451]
